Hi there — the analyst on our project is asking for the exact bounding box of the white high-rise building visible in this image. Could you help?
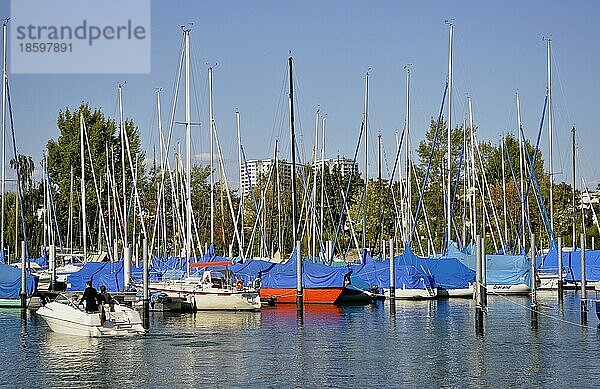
[312,156,358,177]
[240,158,292,195]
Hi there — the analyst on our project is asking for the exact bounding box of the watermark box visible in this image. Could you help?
[10,0,150,74]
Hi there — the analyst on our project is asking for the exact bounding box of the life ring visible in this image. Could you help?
[253,278,262,290]
[235,279,244,291]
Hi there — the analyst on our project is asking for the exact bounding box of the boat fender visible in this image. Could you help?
[236,279,244,291]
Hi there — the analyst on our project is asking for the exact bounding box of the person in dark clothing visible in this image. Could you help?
[79,281,99,312]
[97,285,114,305]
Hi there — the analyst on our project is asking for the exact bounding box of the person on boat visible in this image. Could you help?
[97,285,115,311]
[79,281,99,312]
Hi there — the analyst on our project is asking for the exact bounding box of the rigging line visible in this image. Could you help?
[331,120,364,263]
[410,82,448,245]
[372,129,404,248]
[517,95,553,248]
[5,77,29,259]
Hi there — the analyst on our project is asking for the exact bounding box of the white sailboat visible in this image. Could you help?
[146,28,260,311]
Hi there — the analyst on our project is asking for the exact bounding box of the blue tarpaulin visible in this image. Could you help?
[539,247,600,282]
[260,251,351,289]
[0,263,37,298]
[444,241,531,286]
[67,260,161,292]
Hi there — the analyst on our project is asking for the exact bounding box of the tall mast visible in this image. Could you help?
[80,114,87,260]
[547,38,554,239]
[320,116,326,250]
[446,20,454,251]
[312,108,319,259]
[275,140,282,254]
[362,71,369,249]
[404,65,411,244]
[501,135,508,251]
[236,110,244,254]
[516,92,526,252]
[208,67,215,245]
[1,21,7,257]
[572,126,576,248]
[118,84,127,251]
[184,27,191,271]
[288,56,297,249]
[468,96,476,243]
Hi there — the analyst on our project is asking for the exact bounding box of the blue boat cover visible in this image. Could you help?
[540,247,600,282]
[67,260,161,292]
[0,263,37,298]
[260,250,351,289]
[352,247,437,290]
[445,242,531,286]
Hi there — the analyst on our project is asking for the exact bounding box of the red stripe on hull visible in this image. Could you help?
[260,287,344,304]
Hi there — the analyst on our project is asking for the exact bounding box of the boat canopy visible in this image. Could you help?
[0,263,37,298]
[444,241,531,286]
[67,260,160,292]
[259,250,351,289]
[539,246,600,282]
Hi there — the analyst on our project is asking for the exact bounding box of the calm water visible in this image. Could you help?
[1,291,600,388]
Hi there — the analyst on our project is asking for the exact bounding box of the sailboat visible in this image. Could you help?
[146,27,260,311]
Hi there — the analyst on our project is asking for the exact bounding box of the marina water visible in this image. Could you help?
[1,291,600,387]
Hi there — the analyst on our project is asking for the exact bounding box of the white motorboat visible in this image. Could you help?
[383,286,438,300]
[438,283,475,298]
[37,295,145,337]
[148,269,261,311]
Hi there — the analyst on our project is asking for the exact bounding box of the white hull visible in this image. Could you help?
[383,287,438,300]
[148,274,260,311]
[37,301,145,337]
[486,283,530,295]
[438,284,475,298]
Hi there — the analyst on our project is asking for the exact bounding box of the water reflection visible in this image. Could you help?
[0,292,599,387]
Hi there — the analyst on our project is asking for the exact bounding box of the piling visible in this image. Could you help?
[228,244,233,259]
[530,234,538,327]
[481,237,487,308]
[20,241,26,308]
[557,236,563,295]
[296,240,303,306]
[475,235,483,332]
[113,239,118,262]
[580,233,587,324]
[49,244,56,291]
[389,238,395,300]
[142,238,149,330]
[124,245,132,292]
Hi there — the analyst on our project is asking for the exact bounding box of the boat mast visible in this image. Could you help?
[362,70,369,250]
[208,67,215,246]
[446,20,454,252]
[80,114,87,261]
[468,96,476,244]
[288,56,297,250]
[516,92,526,252]
[236,110,244,255]
[1,20,7,258]
[118,84,127,255]
[572,126,576,248]
[320,116,326,253]
[404,65,411,245]
[547,38,554,240]
[501,135,508,252]
[312,108,319,259]
[184,27,191,272]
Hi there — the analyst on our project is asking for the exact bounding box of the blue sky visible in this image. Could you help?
[3,0,599,188]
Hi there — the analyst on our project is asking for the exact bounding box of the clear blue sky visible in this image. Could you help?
[3,0,599,188]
